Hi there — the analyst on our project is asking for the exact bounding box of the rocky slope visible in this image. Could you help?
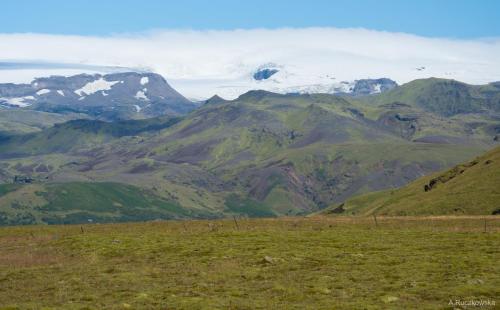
[0,72,198,121]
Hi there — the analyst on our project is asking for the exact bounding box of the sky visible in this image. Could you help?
[3,0,500,38]
[1,1,499,99]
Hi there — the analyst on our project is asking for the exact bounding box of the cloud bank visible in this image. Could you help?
[1,28,499,99]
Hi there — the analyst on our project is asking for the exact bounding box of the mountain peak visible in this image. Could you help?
[0,72,198,120]
[236,89,285,101]
[205,94,227,105]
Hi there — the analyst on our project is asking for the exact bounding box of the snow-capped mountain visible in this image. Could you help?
[0,68,397,118]
[0,72,198,120]
[2,28,499,101]
[169,63,397,100]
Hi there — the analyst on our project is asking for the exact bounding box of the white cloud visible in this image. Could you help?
[0,28,499,99]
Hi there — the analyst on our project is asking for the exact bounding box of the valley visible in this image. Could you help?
[1,4,499,309]
[0,76,499,225]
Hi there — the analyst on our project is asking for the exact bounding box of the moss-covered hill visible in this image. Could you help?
[323,146,500,216]
[363,78,500,117]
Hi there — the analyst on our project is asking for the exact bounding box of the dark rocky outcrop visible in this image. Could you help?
[253,69,279,80]
[13,175,33,184]
[424,160,478,192]
[328,203,346,214]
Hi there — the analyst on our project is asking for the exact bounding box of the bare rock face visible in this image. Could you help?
[253,68,279,80]
[351,78,398,96]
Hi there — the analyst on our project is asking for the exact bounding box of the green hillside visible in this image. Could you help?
[0,110,87,135]
[0,182,215,226]
[0,115,181,155]
[364,78,500,116]
[323,146,500,216]
[0,78,499,222]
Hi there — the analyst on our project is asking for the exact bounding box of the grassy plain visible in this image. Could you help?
[0,216,498,309]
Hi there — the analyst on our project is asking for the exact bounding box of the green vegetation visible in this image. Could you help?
[0,184,21,196]
[224,194,276,217]
[0,182,204,226]
[0,217,498,309]
[0,115,181,155]
[363,78,500,116]
[323,146,500,216]
[0,78,499,221]
[0,110,87,135]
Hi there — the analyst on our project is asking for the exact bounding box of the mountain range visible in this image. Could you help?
[171,63,402,100]
[0,73,499,225]
[249,65,399,96]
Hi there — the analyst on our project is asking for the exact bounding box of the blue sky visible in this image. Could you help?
[3,0,499,38]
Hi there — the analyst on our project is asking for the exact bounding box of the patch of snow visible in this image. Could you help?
[133,104,142,112]
[135,90,149,101]
[74,78,119,96]
[335,81,355,93]
[36,89,51,95]
[78,96,86,101]
[140,76,149,85]
[372,84,382,94]
[0,96,35,107]
[57,90,65,96]
[102,91,108,96]
[169,70,362,100]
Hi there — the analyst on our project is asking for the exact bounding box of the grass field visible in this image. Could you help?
[0,216,498,309]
